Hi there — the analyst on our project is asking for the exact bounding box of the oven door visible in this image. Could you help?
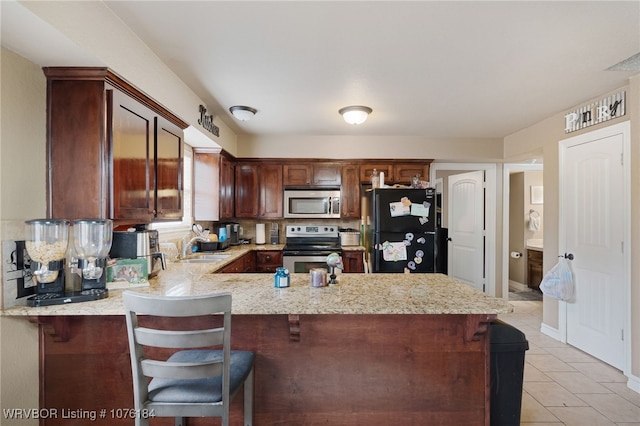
[283,255,342,274]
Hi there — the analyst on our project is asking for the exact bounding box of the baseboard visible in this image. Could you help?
[627,373,640,395]
[540,323,561,341]
[509,280,529,292]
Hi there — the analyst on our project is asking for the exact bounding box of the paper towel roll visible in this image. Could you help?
[379,171,385,187]
[256,223,266,245]
[510,251,522,259]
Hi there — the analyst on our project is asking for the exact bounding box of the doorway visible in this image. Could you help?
[501,162,544,301]
[430,163,496,296]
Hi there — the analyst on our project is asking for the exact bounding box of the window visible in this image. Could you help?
[149,145,193,240]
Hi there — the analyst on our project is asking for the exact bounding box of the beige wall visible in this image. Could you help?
[0,47,44,426]
[509,172,526,285]
[237,134,504,160]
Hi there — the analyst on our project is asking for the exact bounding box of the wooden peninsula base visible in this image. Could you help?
[38,312,495,426]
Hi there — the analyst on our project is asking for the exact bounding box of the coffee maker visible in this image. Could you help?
[73,219,113,291]
[228,223,241,245]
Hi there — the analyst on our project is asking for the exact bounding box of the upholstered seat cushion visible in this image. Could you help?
[147,350,255,403]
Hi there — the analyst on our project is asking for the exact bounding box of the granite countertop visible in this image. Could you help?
[2,261,513,316]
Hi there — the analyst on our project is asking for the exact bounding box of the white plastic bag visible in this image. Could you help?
[539,257,575,301]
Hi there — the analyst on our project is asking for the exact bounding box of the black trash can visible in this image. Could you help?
[490,319,529,426]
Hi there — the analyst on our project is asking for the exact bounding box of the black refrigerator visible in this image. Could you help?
[365,188,436,273]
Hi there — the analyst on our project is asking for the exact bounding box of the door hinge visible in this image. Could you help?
[621,241,624,253]
[621,329,624,341]
[621,152,624,166]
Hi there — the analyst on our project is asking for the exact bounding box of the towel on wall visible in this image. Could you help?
[528,210,541,231]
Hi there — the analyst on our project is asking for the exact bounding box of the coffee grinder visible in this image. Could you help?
[24,219,70,299]
[73,219,113,291]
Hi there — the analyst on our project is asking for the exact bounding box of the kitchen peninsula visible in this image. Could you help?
[3,254,512,426]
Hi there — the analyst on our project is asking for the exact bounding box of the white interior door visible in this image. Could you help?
[448,170,485,292]
[561,123,627,370]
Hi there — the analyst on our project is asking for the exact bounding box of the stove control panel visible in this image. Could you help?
[286,225,338,238]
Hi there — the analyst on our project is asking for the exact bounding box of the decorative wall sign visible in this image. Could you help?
[564,91,625,133]
[198,105,220,137]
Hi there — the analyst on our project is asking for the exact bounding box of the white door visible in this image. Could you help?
[561,123,627,369]
[448,170,485,292]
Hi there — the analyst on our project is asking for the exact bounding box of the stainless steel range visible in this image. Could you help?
[282,225,342,274]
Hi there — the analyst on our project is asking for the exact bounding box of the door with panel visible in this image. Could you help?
[447,170,485,292]
[561,123,627,370]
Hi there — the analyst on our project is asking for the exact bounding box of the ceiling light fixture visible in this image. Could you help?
[229,105,257,121]
[339,105,372,125]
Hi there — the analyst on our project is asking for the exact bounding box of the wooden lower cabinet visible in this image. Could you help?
[342,250,364,273]
[37,313,492,425]
[217,251,256,273]
[255,250,283,273]
[527,249,543,290]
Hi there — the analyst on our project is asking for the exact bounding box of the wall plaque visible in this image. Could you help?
[564,91,625,133]
[198,105,220,137]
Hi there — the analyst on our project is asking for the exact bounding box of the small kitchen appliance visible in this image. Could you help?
[73,219,113,291]
[284,189,341,219]
[270,223,279,245]
[24,219,110,307]
[110,229,165,277]
[282,225,342,274]
[25,219,69,297]
[227,223,241,245]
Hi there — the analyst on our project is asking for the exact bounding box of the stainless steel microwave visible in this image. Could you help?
[284,189,341,218]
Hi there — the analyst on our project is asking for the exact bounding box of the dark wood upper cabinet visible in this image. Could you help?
[259,164,283,217]
[360,163,395,184]
[312,163,341,186]
[283,164,312,186]
[44,67,187,223]
[235,163,260,217]
[235,162,283,219]
[359,161,432,185]
[341,164,361,218]
[193,150,235,221]
[394,163,430,185]
[219,154,235,219]
[284,163,341,187]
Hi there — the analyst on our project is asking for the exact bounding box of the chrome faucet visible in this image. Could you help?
[180,233,209,258]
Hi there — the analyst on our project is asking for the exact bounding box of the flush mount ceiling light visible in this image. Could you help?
[339,105,372,125]
[229,105,257,121]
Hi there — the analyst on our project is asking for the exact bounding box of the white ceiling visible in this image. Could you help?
[3,1,640,140]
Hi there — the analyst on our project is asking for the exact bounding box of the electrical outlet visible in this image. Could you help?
[2,240,35,307]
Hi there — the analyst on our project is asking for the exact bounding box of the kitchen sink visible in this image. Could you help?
[181,253,233,263]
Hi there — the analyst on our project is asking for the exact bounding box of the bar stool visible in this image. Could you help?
[123,291,255,426]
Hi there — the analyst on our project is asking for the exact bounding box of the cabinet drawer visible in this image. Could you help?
[255,250,283,273]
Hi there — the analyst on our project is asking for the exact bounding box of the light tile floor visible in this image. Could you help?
[498,300,640,425]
